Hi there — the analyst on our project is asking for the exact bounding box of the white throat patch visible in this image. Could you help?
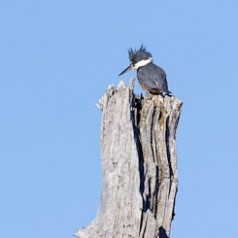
[133,57,152,70]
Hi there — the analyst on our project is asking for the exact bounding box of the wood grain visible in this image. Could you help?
[74,78,182,238]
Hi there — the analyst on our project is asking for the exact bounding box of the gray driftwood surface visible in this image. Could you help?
[74,78,182,238]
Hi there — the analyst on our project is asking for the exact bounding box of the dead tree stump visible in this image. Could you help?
[74,78,182,238]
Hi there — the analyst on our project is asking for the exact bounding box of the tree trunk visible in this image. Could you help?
[74,78,183,238]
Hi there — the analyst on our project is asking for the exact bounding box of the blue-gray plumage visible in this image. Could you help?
[119,45,171,95]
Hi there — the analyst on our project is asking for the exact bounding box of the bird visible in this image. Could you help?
[118,45,171,95]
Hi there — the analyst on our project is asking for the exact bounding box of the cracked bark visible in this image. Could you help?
[74,78,182,238]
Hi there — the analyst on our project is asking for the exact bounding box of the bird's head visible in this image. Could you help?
[118,45,153,76]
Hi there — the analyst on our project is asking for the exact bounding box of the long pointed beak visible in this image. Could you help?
[118,64,133,76]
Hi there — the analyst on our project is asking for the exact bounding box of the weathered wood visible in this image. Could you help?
[74,78,182,238]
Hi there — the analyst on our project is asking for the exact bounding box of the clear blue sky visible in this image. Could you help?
[0,1,237,237]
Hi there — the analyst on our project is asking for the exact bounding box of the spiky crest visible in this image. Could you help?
[128,45,152,64]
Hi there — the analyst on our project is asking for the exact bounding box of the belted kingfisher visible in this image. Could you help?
[119,45,171,95]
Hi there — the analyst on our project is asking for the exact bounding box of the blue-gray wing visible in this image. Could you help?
[137,63,170,94]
